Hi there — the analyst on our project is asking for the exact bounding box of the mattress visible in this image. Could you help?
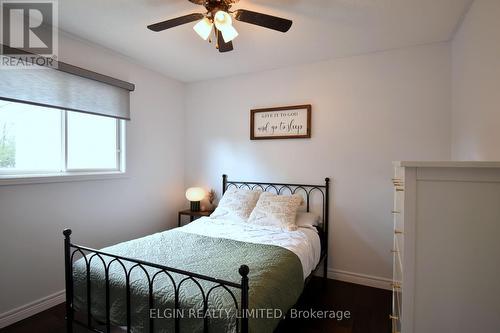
[181,216,321,279]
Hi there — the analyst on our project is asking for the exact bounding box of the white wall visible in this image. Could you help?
[0,33,185,315]
[184,43,452,281]
[452,0,500,160]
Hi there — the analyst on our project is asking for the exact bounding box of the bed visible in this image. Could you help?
[63,175,330,333]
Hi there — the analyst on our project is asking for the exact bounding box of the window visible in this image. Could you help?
[67,112,119,170]
[0,100,125,180]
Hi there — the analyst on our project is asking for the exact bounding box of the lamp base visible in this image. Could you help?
[190,201,201,212]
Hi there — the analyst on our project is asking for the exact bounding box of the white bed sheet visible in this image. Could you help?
[179,216,321,279]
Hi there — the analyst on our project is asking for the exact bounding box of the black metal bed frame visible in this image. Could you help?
[63,175,330,333]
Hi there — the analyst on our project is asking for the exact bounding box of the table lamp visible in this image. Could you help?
[185,187,205,212]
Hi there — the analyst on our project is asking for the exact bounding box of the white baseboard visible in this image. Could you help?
[0,290,65,329]
[326,268,392,290]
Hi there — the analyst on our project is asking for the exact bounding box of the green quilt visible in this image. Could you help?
[73,229,303,333]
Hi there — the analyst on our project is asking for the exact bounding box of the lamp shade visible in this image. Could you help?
[214,11,232,29]
[214,11,239,43]
[193,17,213,40]
[220,25,238,43]
[185,187,205,202]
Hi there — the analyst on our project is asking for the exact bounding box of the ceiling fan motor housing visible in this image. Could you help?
[189,0,239,17]
[189,0,238,5]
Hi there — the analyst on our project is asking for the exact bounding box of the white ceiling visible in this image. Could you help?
[59,0,473,82]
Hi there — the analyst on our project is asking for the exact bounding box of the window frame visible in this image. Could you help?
[0,106,126,185]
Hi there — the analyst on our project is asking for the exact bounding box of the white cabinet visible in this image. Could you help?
[392,162,500,333]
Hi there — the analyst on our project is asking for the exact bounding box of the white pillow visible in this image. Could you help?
[247,192,303,231]
[296,212,321,229]
[210,187,261,222]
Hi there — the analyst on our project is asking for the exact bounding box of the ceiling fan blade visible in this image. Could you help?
[147,13,204,32]
[216,28,234,53]
[233,9,292,33]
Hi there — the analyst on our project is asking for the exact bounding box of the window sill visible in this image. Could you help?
[0,171,128,186]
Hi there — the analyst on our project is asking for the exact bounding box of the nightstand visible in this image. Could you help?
[178,209,214,227]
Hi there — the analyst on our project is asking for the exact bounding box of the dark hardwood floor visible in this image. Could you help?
[275,278,391,333]
[0,278,391,333]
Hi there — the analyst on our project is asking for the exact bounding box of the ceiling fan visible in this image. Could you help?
[147,0,293,53]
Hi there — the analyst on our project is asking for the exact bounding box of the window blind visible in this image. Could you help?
[0,55,135,120]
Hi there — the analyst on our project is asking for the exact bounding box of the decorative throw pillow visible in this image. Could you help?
[210,187,262,222]
[247,193,304,231]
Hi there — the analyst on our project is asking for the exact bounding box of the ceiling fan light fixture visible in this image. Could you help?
[214,11,231,27]
[214,10,238,42]
[193,17,213,40]
[220,24,238,43]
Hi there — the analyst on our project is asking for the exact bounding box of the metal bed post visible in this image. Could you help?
[63,229,74,333]
[239,265,249,333]
[222,174,228,194]
[324,178,330,281]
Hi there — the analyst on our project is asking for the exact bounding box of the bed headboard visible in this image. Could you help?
[222,174,331,261]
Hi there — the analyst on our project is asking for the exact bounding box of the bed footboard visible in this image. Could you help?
[63,229,249,333]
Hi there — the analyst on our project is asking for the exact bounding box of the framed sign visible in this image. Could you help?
[250,104,312,140]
